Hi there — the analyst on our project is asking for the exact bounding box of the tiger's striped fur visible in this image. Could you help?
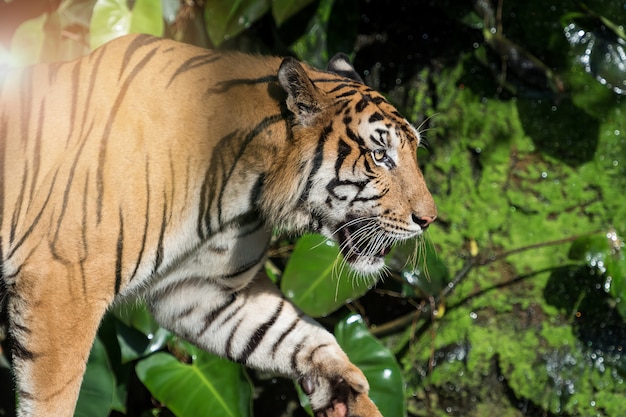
[0,34,436,417]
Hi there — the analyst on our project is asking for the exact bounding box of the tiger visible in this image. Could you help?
[0,34,437,417]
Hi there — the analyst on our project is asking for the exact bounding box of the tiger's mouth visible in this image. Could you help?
[336,220,393,263]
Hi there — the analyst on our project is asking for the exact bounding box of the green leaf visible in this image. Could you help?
[8,13,48,66]
[389,237,449,298]
[281,234,375,317]
[136,343,253,417]
[115,319,170,363]
[271,0,314,26]
[75,337,116,417]
[290,0,334,66]
[567,229,626,317]
[90,0,131,50]
[335,314,406,417]
[203,0,269,47]
[130,0,164,36]
[112,301,162,338]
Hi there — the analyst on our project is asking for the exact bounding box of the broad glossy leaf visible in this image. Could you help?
[130,0,164,36]
[281,234,375,317]
[112,300,161,337]
[8,13,48,66]
[568,229,626,317]
[136,344,252,417]
[112,302,170,362]
[204,0,269,46]
[75,337,116,417]
[90,0,131,49]
[335,314,406,417]
[389,237,449,298]
[115,319,170,363]
[563,16,626,95]
[271,0,314,26]
[290,0,333,67]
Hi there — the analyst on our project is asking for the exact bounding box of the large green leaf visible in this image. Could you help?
[129,0,164,36]
[136,343,253,417]
[271,0,314,26]
[115,319,170,364]
[203,0,269,46]
[90,0,131,49]
[90,0,164,50]
[75,337,116,417]
[8,13,54,66]
[335,314,406,417]
[281,234,375,317]
[568,229,626,317]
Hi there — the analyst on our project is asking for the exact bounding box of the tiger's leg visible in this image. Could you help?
[147,272,382,417]
[7,260,109,417]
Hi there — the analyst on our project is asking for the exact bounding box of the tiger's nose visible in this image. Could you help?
[412,213,436,230]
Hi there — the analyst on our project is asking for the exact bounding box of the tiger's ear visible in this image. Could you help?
[327,53,363,83]
[278,57,325,126]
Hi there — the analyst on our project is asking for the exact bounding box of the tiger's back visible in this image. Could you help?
[0,34,436,417]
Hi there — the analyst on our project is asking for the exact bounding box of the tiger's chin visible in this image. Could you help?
[333,220,394,276]
[345,254,387,276]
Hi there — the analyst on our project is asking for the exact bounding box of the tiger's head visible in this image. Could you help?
[261,54,437,275]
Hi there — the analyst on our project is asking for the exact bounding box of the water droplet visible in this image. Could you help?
[541,171,548,178]
[470,311,477,319]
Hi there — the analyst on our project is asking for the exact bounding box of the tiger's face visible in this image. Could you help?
[263,55,437,275]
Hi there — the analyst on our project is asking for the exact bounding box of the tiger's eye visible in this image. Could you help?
[372,149,386,162]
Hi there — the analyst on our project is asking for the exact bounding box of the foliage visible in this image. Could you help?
[0,0,625,417]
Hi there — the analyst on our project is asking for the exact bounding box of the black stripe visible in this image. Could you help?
[50,120,92,261]
[120,34,161,80]
[114,209,124,294]
[167,54,221,88]
[271,316,300,359]
[355,96,370,113]
[28,100,44,204]
[10,160,28,245]
[336,89,358,98]
[225,317,245,361]
[222,255,263,279]
[290,340,306,374]
[97,46,159,224]
[80,172,90,292]
[216,115,284,225]
[204,75,278,95]
[175,305,196,321]
[196,293,237,336]
[299,124,333,202]
[129,159,151,282]
[313,77,358,87]
[237,299,284,363]
[7,169,59,259]
[153,190,167,273]
[369,112,384,123]
[81,48,105,140]
[10,334,36,361]
[345,125,366,147]
[308,343,329,362]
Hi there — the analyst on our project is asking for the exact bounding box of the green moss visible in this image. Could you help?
[402,54,626,416]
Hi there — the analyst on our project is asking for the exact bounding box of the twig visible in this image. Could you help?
[370,231,600,337]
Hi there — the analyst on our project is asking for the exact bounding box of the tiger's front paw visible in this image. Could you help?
[300,364,382,417]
